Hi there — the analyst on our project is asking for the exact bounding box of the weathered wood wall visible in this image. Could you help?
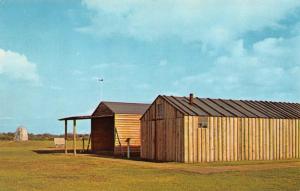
[141,104,300,163]
[91,117,114,153]
[141,97,185,162]
[184,117,300,163]
[141,99,300,163]
[114,114,143,155]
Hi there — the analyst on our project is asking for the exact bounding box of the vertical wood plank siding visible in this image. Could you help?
[141,97,185,162]
[180,117,300,163]
[141,97,300,162]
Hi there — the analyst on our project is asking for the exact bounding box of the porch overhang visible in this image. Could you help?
[58,115,113,121]
[58,114,113,156]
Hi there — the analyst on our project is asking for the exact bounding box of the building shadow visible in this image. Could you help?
[92,153,141,161]
[31,148,142,161]
[32,148,90,154]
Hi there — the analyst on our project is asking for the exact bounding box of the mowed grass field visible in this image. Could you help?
[1,141,300,191]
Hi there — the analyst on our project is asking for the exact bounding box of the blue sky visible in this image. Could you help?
[1,0,300,134]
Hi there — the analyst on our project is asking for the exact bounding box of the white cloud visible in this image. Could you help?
[0,49,40,83]
[80,0,300,46]
[79,1,300,101]
[174,36,300,101]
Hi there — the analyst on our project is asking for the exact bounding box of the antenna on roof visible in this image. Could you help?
[97,77,104,101]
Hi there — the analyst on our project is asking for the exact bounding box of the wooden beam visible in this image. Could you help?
[82,137,85,153]
[64,120,68,154]
[126,138,131,159]
[73,119,77,156]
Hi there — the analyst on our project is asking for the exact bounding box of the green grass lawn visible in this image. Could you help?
[0,141,300,191]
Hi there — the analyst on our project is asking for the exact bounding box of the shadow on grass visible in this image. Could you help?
[31,148,143,162]
[32,148,90,154]
[92,153,142,161]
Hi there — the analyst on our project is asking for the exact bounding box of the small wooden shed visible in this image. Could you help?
[141,94,300,163]
[60,101,149,156]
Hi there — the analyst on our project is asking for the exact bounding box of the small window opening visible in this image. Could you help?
[198,121,208,128]
[198,117,208,128]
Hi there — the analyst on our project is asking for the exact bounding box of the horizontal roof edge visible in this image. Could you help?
[160,96,300,119]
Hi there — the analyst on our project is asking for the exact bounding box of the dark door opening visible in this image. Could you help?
[91,117,114,154]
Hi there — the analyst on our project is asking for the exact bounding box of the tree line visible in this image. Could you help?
[0,132,90,141]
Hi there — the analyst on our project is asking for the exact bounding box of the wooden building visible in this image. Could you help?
[60,101,149,156]
[141,94,300,163]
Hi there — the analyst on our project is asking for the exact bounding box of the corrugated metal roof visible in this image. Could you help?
[163,96,196,115]
[210,99,246,117]
[161,96,300,119]
[99,101,150,115]
[234,100,268,118]
[220,99,257,118]
[202,99,235,117]
[192,98,223,116]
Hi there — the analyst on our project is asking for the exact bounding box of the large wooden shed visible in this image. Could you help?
[141,94,300,163]
[60,101,149,156]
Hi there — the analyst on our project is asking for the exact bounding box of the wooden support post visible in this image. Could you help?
[64,120,68,154]
[82,137,85,153]
[73,120,77,156]
[126,138,131,159]
[87,134,91,152]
